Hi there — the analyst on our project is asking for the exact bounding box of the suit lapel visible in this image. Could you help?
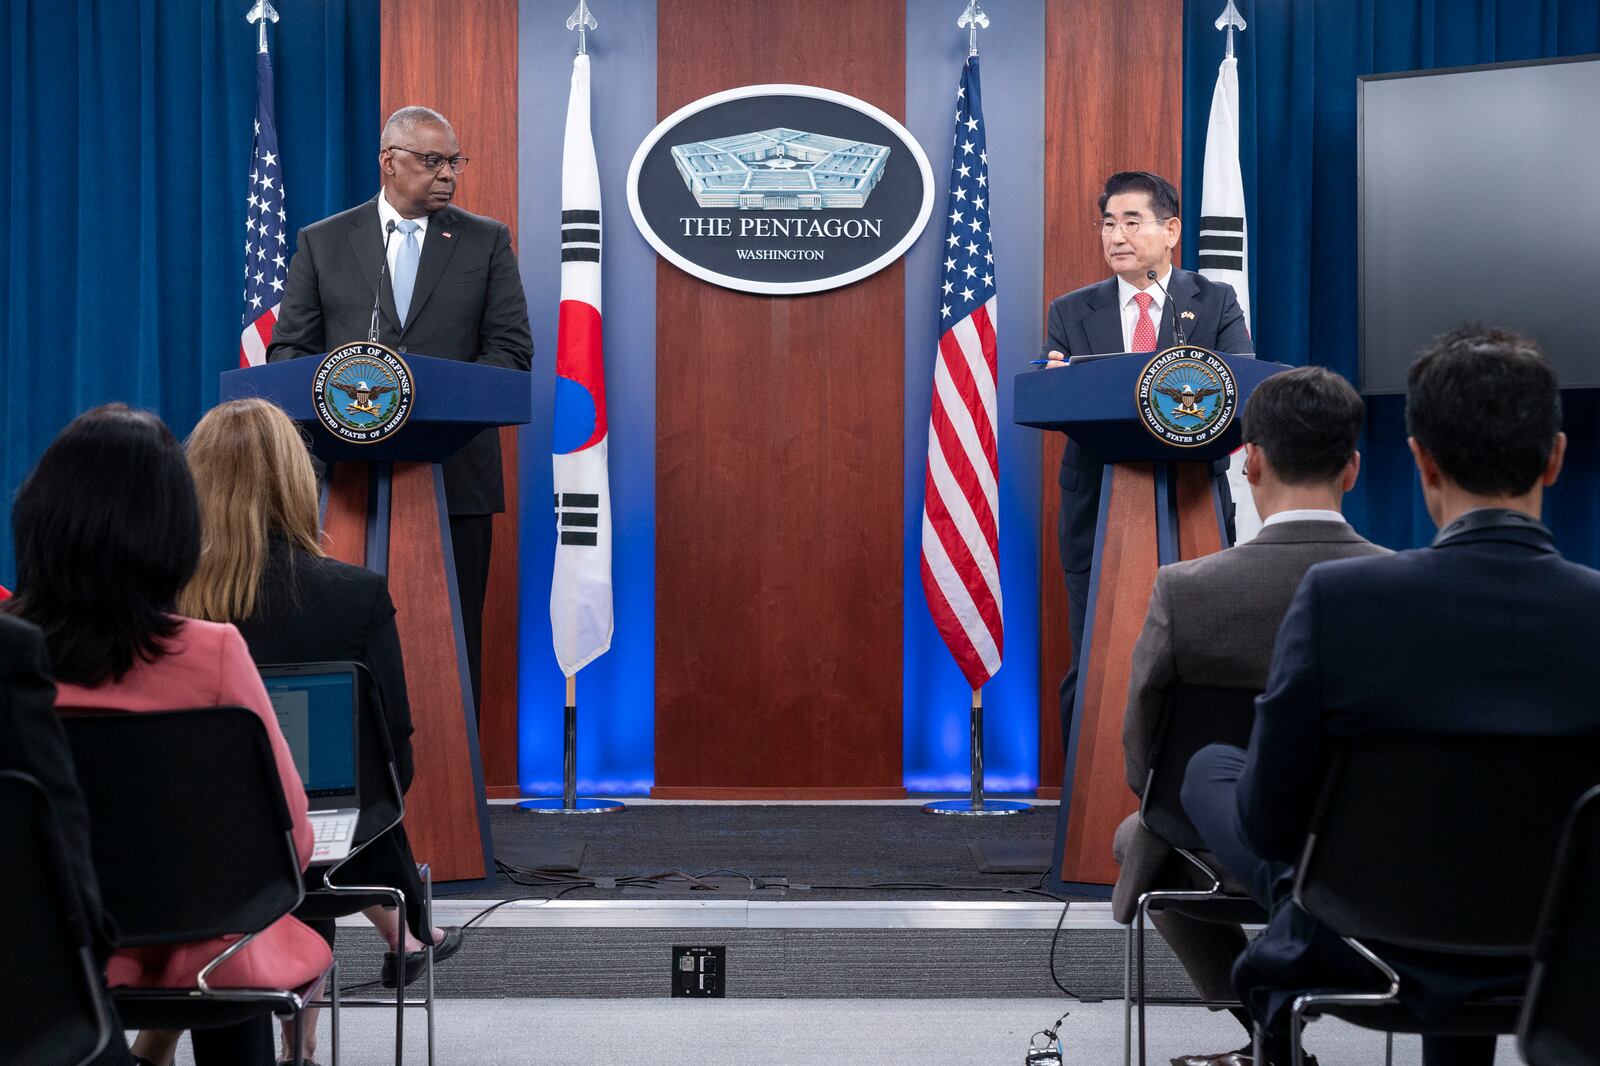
[402,204,461,333]
[1085,277,1124,354]
[347,200,402,335]
[1158,269,1199,349]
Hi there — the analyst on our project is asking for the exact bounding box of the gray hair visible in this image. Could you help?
[381,105,453,147]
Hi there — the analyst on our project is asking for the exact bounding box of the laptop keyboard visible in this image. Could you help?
[310,811,359,863]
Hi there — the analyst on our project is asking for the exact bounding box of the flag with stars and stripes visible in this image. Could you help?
[1198,48,1261,542]
[550,52,614,676]
[920,54,1002,690]
[239,44,289,368]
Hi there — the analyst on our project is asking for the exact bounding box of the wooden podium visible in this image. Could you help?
[1015,350,1286,894]
[221,352,531,889]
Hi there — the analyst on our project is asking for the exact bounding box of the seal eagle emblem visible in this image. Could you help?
[1135,346,1238,448]
[312,342,414,444]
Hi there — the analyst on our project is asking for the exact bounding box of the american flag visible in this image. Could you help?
[239,45,289,368]
[920,54,1002,690]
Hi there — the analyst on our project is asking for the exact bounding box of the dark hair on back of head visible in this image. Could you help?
[1098,171,1180,219]
[1242,366,1365,484]
[6,404,201,686]
[1405,326,1561,496]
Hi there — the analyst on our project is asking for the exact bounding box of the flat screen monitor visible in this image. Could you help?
[259,663,358,803]
[1358,55,1600,393]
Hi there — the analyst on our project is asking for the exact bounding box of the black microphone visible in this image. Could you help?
[1146,269,1186,345]
[369,219,397,342]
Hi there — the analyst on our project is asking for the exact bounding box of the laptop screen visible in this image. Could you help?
[260,666,358,806]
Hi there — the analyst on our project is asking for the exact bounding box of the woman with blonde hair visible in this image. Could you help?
[182,398,461,1066]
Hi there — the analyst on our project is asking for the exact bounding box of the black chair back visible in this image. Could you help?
[0,771,112,1066]
[1295,734,1600,955]
[61,707,303,946]
[1140,684,1258,852]
[1519,784,1600,1066]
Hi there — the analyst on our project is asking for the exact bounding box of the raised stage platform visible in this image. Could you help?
[333,803,1215,1001]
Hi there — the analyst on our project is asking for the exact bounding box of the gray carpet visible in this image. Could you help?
[475,802,1089,902]
[160,999,1522,1065]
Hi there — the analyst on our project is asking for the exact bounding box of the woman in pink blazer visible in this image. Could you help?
[5,405,330,1066]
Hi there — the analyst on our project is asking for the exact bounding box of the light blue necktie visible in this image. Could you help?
[391,219,421,326]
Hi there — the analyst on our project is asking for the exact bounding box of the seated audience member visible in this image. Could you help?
[180,398,463,1063]
[1114,367,1385,1066]
[0,611,136,1066]
[6,404,330,1066]
[1181,327,1600,1066]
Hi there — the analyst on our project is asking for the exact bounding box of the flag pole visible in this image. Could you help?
[924,686,1029,815]
[520,669,625,814]
[921,2,1027,818]
[520,0,622,818]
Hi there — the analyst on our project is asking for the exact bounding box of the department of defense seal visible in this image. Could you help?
[1135,346,1238,448]
[312,342,414,444]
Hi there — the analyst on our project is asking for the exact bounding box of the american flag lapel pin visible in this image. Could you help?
[441,231,453,239]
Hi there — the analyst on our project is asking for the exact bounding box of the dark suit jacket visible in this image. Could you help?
[1228,517,1600,1026]
[0,612,117,963]
[232,538,415,793]
[1237,520,1600,863]
[1111,520,1387,924]
[266,198,534,515]
[1045,268,1253,489]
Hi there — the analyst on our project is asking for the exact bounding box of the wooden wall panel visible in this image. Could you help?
[381,0,522,792]
[1038,0,1184,798]
[652,0,906,797]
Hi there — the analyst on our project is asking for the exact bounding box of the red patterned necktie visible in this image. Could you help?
[1132,290,1158,352]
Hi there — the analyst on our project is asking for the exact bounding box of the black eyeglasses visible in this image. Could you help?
[386,145,470,174]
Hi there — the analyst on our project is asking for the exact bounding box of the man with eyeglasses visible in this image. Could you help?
[268,105,533,716]
[1040,171,1251,766]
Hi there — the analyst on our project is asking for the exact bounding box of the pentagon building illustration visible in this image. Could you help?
[670,128,891,210]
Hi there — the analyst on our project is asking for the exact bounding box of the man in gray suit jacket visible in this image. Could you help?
[267,105,533,710]
[1111,367,1387,1066]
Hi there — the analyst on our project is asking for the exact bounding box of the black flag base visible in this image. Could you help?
[518,694,626,815]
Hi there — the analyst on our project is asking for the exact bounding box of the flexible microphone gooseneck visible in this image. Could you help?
[1146,269,1186,345]
[369,219,397,342]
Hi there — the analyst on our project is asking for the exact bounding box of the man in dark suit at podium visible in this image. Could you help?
[1042,171,1252,752]
[1183,327,1596,1066]
[1113,367,1386,1066]
[267,105,533,710]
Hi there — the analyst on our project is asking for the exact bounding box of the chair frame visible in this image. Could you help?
[62,708,329,1066]
[0,770,116,1066]
[1271,736,1598,1066]
[1123,686,1264,1066]
[271,660,439,1066]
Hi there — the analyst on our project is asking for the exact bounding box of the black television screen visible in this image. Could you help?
[1358,55,1600,393]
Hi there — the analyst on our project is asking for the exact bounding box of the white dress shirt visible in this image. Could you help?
[377,190,429,278]
[1116,268,1169,353]
[1260,508,1348,528]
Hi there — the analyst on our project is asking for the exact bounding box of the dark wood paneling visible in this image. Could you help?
[323,464,369,567]
[652,0,906,795]
[1058,465,1158,884]
[382,0,521,790]
[387,462,486,882]
[1039,0,1184,795]
[1177,463,1225,561]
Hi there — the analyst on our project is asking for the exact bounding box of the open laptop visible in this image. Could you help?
[259,663,362,866]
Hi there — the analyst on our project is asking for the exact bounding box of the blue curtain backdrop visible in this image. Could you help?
[0,0,379,584]
[1182,0,1600,562]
